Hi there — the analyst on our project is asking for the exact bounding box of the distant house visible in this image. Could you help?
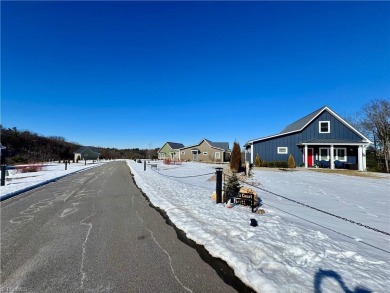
[245,106,372,170]
[158,142,185,160]
[179,139,230,162]
[74,146,100,161]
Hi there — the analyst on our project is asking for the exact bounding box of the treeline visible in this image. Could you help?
[0,126,157,165]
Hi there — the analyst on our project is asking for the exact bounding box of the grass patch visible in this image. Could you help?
[308,168,384,178]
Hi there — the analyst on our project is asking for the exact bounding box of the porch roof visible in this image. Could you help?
[299,138,370,146]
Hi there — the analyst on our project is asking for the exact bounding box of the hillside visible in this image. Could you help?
[0,126,157,164]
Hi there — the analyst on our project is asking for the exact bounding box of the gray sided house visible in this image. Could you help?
[245,106,372,171]
[179,139,230,162]
[74,146,100,161]
[158,142,185,160]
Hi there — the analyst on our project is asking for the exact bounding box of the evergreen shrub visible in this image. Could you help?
[225,174,241,199]
[288,154,296,168]
[255,154,261,167]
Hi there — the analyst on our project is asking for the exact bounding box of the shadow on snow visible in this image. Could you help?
[314,269,372,293]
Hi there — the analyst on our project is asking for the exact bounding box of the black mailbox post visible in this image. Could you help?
[215,168,223,203]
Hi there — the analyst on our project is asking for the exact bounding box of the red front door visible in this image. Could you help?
[308,148,314,166]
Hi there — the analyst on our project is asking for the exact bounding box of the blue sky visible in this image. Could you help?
[2,1,389,149]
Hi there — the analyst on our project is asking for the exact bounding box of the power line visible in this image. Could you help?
[151,167,215,179]
[224,173,390,237]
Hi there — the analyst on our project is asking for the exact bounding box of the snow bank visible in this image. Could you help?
[128,160,390,293]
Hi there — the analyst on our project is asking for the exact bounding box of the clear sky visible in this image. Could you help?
[2,1,389,149]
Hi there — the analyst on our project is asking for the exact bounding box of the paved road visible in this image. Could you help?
[1,162,239,293]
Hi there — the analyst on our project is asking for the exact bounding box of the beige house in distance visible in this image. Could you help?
[179,139,230,162]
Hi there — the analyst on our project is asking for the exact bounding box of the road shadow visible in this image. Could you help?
[314,269,372,293]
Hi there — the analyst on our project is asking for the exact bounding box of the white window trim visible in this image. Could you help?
[215,152,221,159]
[319,147,347,162]
[277,147,288,154]
[319,148,329,160]
[334,147,347,162]
[319,121,330,133]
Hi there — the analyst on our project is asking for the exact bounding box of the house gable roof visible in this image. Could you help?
[279,107,324,134]
[74,146,100,154]
[167,142,185,149]
[204,139,230,151]
[180,138,229,151]
[247,106,372,145]
[158,142,184,153]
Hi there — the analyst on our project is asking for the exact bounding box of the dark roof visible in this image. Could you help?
[280,106,325,134]
[204,139,229,151]
[179,139,229,151]
[167,142,185,149]
[75,146,100,154]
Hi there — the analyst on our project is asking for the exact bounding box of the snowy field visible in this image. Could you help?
[128,160,390,293]
[1,160,389,292]
[0,161,106,200]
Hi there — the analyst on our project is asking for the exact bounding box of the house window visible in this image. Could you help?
[181,151,185,154]
[319,121,330,133]
[319,148,329,160]
[215,152,221,159]
[203,152,208,155]
[319,148,347,162]
[277,147,288,154]
[334,148,347,161]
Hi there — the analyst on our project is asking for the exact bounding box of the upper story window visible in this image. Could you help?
[319,121,330,133]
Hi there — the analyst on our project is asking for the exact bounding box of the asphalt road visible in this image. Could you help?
[1,161,240,293]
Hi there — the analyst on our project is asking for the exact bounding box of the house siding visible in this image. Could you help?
[158,144,171,159]
[251,110,363,165]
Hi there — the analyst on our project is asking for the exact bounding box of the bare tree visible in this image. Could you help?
[361,99,390,173]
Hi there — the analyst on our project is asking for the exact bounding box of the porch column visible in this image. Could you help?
[330,145,335,169]
[304,145,308,168]
[358,145,363,171]
[363,146,367,171]
[251,144,254,164]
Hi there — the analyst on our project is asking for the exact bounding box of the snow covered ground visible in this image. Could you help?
[0,161,106,200]
[128,160,390,293]
[1,160,389,292]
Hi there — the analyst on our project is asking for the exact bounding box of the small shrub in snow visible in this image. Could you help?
[225,174,241,199]
[17,164,45,173]
[288,154,296,168]
[255,154,261,167]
